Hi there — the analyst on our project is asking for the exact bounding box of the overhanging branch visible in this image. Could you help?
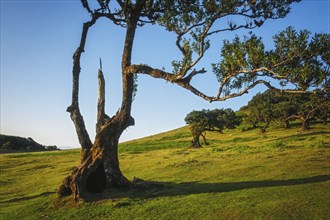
[126,64,317,104]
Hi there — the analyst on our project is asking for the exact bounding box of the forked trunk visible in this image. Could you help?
[189,130,202,148]
[58,117,132,200]
[59,6,141,200]
[260,118,271,133]
[201,133,209,145]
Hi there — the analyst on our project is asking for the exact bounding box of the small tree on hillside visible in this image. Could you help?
[185,108,241,148]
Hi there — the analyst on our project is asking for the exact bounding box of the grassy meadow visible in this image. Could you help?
[0,122,329,219]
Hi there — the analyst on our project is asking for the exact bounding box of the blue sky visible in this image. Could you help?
[1,0,329,148]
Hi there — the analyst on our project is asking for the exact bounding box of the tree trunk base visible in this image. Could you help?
[57,145,131,201]
[302,119,311,131]
[188,140,202,148]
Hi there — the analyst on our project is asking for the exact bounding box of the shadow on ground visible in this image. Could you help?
[0,192,55,204]
[84,175,330,202]
[2,175,329,204]
[274,130,330,142]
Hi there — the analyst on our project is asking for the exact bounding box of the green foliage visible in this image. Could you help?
[240,90,279,132]
[272,27,329,90]
[153,0,300,77]
[213,27,329,97]
[185,108,241,132]
[241,89,330,131]
[275,93,330,129]
[184,108,241,146]
[132,74,138,101]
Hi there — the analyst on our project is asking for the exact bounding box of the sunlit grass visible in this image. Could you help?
[0,123,329,219]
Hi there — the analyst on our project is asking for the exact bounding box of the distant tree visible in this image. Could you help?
[184,110,209,147]
[185,109,241,148]
[60,0,330,200]
[317,99,330,125]
[243,90,279,132]
[281,93,330,130]
[242,90,330,131]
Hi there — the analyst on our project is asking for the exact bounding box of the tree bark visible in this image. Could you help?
[58,5,142,200]
[66,19,97,153]
[96,63,106,134]
[302,118,310,131]
[189,130,202,148]
[200,133,209,145]
[58,114,133,200]
[260,118,270,133]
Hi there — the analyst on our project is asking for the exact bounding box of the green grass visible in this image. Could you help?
[0,123,329,219]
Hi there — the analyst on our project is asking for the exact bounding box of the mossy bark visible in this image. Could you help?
[58,114,134,200]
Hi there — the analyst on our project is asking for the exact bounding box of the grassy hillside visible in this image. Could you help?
[0,123,329,219]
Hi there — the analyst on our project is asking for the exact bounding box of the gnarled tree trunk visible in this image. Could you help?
[189,129,202,148]
[58,6,140,200]
[260,120,270,133]
[200,132,209,145]
[58,113,134,200]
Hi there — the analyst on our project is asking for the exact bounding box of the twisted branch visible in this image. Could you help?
[67,17,98,150]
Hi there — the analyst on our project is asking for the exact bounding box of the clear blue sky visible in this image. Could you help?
[1,0,329,148]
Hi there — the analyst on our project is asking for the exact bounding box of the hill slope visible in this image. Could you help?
[0,123,329,219]
[0,134,59,153]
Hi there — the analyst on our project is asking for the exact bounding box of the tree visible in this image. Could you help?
[269,93,295,128]
[242,90,278,132]
[317,96,330,124]
[185,109,241,148]
[58,0,329,200]
[279,93,330,130]
[242,90,330,131]
[184,110,210,148]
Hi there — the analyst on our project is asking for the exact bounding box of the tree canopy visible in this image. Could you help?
[185,108,241,147]
[241,90,330,131]
[213,27,329,100]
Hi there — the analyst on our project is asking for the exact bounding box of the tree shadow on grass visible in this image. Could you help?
[3,175,329,204]
[85,175,330,202]
[0,192,55,204]
[273,130,330,143]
